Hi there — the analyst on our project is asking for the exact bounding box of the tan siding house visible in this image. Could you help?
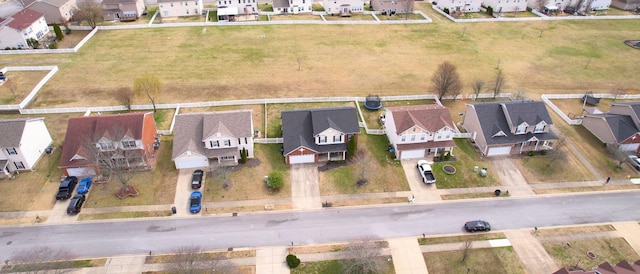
[158,0,203,18]
[101,0,146,21]
[23,0,76,24]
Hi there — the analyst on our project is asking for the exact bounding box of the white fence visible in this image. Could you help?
[431,5,640,23]
[541,93,640,125]
[255,138,283,144]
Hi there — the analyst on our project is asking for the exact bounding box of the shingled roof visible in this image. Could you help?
[501,100,553,127]
[386,104,456,134]
[0,118,41,148]
[281,107,359,155]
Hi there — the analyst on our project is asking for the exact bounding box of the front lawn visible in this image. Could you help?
[292,257,394,274]
[0,70,51,104]
[431,138,500,189]
[543,238,640,270]
[515,144,594,183]
[423,247,526,274]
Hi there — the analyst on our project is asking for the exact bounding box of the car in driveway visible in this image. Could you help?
[191,170,204,189]
[189,191,202,213]
[464,220,491,232]
[416,160,436,184]
[628,155,640,171]
[56,176,78,200]
[77,176,92,194]
[67,194,86,215]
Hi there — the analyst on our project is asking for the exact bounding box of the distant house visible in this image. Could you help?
[157,0,203,17]
[611,0,639,10]
[461,100,558,157]
[272,0,313,14]
[582,102,640,154]
[435,0,481,13]
[216,0,258,16]
[553,259,640,274]
[527,0,611,12]
[172,110,255,169]
[483,0,527,13]
[323,0,365,15]
[0,8,50,49]
[371,0,414,14]
[59,113,158,177]
[383,104,458,160]
[101,0,146,21]
[0,118,52,178]
[281,107,360,165]
[22,0,76,24]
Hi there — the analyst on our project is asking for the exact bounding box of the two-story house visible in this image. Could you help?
[0,8,50,49]
[281,107,360,165]
[22,0,76,25]
[101,0,146,21]
[272,0,313,14]
[157,0,203,18]
[323,0,365,15]
[172,110,254,169]
[0,118,53,178]
[436,0,482,13]
[371,0,414,14]
[59,112,158,177]
[482,0,528,13]
[527,0,611,13]
[384,104,458,160]
[216,0,258,16]
[582,102,640,154]
[461,100,558,157]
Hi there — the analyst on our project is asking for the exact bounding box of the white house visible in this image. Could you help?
[0,118,53,177]
[157,0,203,17]
[482,0,528,13]
[0,8,50,49]
[435,0,482,13]
[527,0,610,12]
[323,0,365,15]
[272,0,313,14]
[216,0,258,15]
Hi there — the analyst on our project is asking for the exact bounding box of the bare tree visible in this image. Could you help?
[133,73,162,112]
[608,144,632,169]
[5,78,19,100]
[471,79,484,100]
[165,245,236,274]
[611,88,625,101]
[114,87,134,110]
[431,61,463,100]
[10,246,76,274]
[340,237,388,274]
[461,240,473,262]
[72,0,103,29]
[491,69,506,98]
[513,87,527,100]
[547,137,567,168]
[356,151,370,187]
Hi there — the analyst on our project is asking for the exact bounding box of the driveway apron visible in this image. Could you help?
[504,229,558,273]
[45,199,79,224]
[255,247,290,274]
[401,160,441,203]
[388,237,429,274]
[290,164,322,210]
[173,169,198,217]
[489,157,534,197]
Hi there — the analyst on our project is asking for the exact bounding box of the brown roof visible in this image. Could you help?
[553,260,640,274]
[386,104,455,135]
[7,8,44,30]
[59,112,152,169]
[0,118,45,148]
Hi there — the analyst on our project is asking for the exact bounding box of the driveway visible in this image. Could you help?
[489,157,534,197]
[173,168,203,217]
[45,199,79,224]
[401,159,441,203]
[290,163,321,210]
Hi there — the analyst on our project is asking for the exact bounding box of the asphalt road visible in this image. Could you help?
[1,191,639,259]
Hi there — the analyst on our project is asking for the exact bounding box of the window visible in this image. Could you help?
[99,142,115,151]
[6,148,17,155]
[534,124,545,133]
[420,134,426,141]
[223,140,231,147]
[401,135,406,142]
[333,135,341,142]
[211,140,219,147]
[13,161,25,169]
[410,135,416,141]
[516,125,526,134]
[319,136,327,143]
[122,140,136,149]
[221,156,235,160]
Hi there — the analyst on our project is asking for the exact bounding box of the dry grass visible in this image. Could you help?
[328,197,408,206]
[534,225,615,237]
[203,203,293,214]
[0,71,51,104]
[440,192,509,200]
[269,14,321,20]
[145,249,255,264]
[543,238,640,270]
[377,13,427,20]
[289,243,349,254]
[265,102,354,138]
[1,20,638,109]
[419,233,507,245]
[423,247,526,274]
[56,31,92,49]
[77,210,172,220]
[533,184,640,194]
[323,14,376,21]
[515,145,594,184]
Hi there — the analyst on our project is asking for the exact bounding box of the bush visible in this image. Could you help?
[286,254,300,268]
[526,6,532,12]
[346,135,356,158]
[540,149,548,155]
[48,41,58,49]
[267,171,284,190]
[53,24,64,40]
[528,151,535,156]
[64,25,71,35]
[443,7,450,14]
[240,147,247,164]
[487,6,493,15]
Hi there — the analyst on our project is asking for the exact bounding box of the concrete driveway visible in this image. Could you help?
[173,168,204,217]
[400,159,441,203]
[489,157,534,197]
[45,199,79,224]
[290,163,321,210]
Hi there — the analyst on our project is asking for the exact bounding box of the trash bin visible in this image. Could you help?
[171,206,176,214]
[473,166,479,172]
[494,189,501,196]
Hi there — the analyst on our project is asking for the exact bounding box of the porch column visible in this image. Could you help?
[534,140,540,150]
[519,143,524,153]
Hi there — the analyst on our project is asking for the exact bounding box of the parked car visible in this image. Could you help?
[417,160,436,184]
[189,191,202,213]
[191,170,204,189]
[464,220,491,232]
[77,176,93,194]
[628,155,640,171]
[56,176,78,200]
[67,194,86,215]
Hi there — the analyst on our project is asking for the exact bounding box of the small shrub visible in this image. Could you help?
[240,147,247,164]
[526,6,532,12]
[286,254,300,268]
[48,41,58,49]
[53,24,64,40]
[487,6,493,15]
[540,149,548,155]
[528,151,535,156]
[443,7,450,14]
[64,25,71,34]
[267,171,284,190]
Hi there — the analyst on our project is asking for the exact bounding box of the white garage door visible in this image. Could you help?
[175,157,209,169]
[66,167,96,177]
[619,143,640,152]
[487,146,512,156]
[289,154,315,164]
[400,149,425,160]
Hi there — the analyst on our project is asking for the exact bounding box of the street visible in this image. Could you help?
[1,190,639,260]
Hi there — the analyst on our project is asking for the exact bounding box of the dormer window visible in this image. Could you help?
[534,123,545,133]
[223,140,231,147]
[516,125,526,134]
[333,135,341,142]
[98,142,115,151]
[211,140,219,147]
[319,136,327,144]
[492,131,507,138]
[122,140,136,149]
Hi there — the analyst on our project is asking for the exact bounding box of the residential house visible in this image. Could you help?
[0,8,50,49]
[553,259,640,274]
[527,0,610,12]
[582,102,640,154]
[216,0,258,16]
[323,0,365,15]
[435,0,481,13]
[482,0,528,13]
[22,0,76,24]
[371,0,414,14]
[272,0,313,14]
[59,112,158,177]
[172,110,255,169]
[0,118,52,178]
[101,0,146,21]
[611,0,639,10]
[461,100,558,157]
[383,104,458,160]
[281,107,360,165]
[157,0,203,18]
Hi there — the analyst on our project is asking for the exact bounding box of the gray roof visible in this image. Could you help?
[501,100,553,127]
[281,107,359,155]
[172,110,252,159]
[472,101,557,146]
[272,0,290,8]
[612,102,640,119]
[591,114,639,143]
[0,118,31,148]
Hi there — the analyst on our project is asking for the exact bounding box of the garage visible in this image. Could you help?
[66,167,96,177]
[399,149,425,160]
[289,154,315,164]
[174,156,209,169]
[619,143,640,152]
[487,146,512,156]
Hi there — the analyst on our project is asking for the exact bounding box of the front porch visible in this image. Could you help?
[514,140,553,154]
[317,151,346,162]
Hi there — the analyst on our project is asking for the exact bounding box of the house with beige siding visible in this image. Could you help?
[158,0,203,17]
[323,0,365,15]
[483,0,528,13]
[23,0,76,24]
[582,102,640,154]
[101,0,146,21]
[371,0,414,14]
